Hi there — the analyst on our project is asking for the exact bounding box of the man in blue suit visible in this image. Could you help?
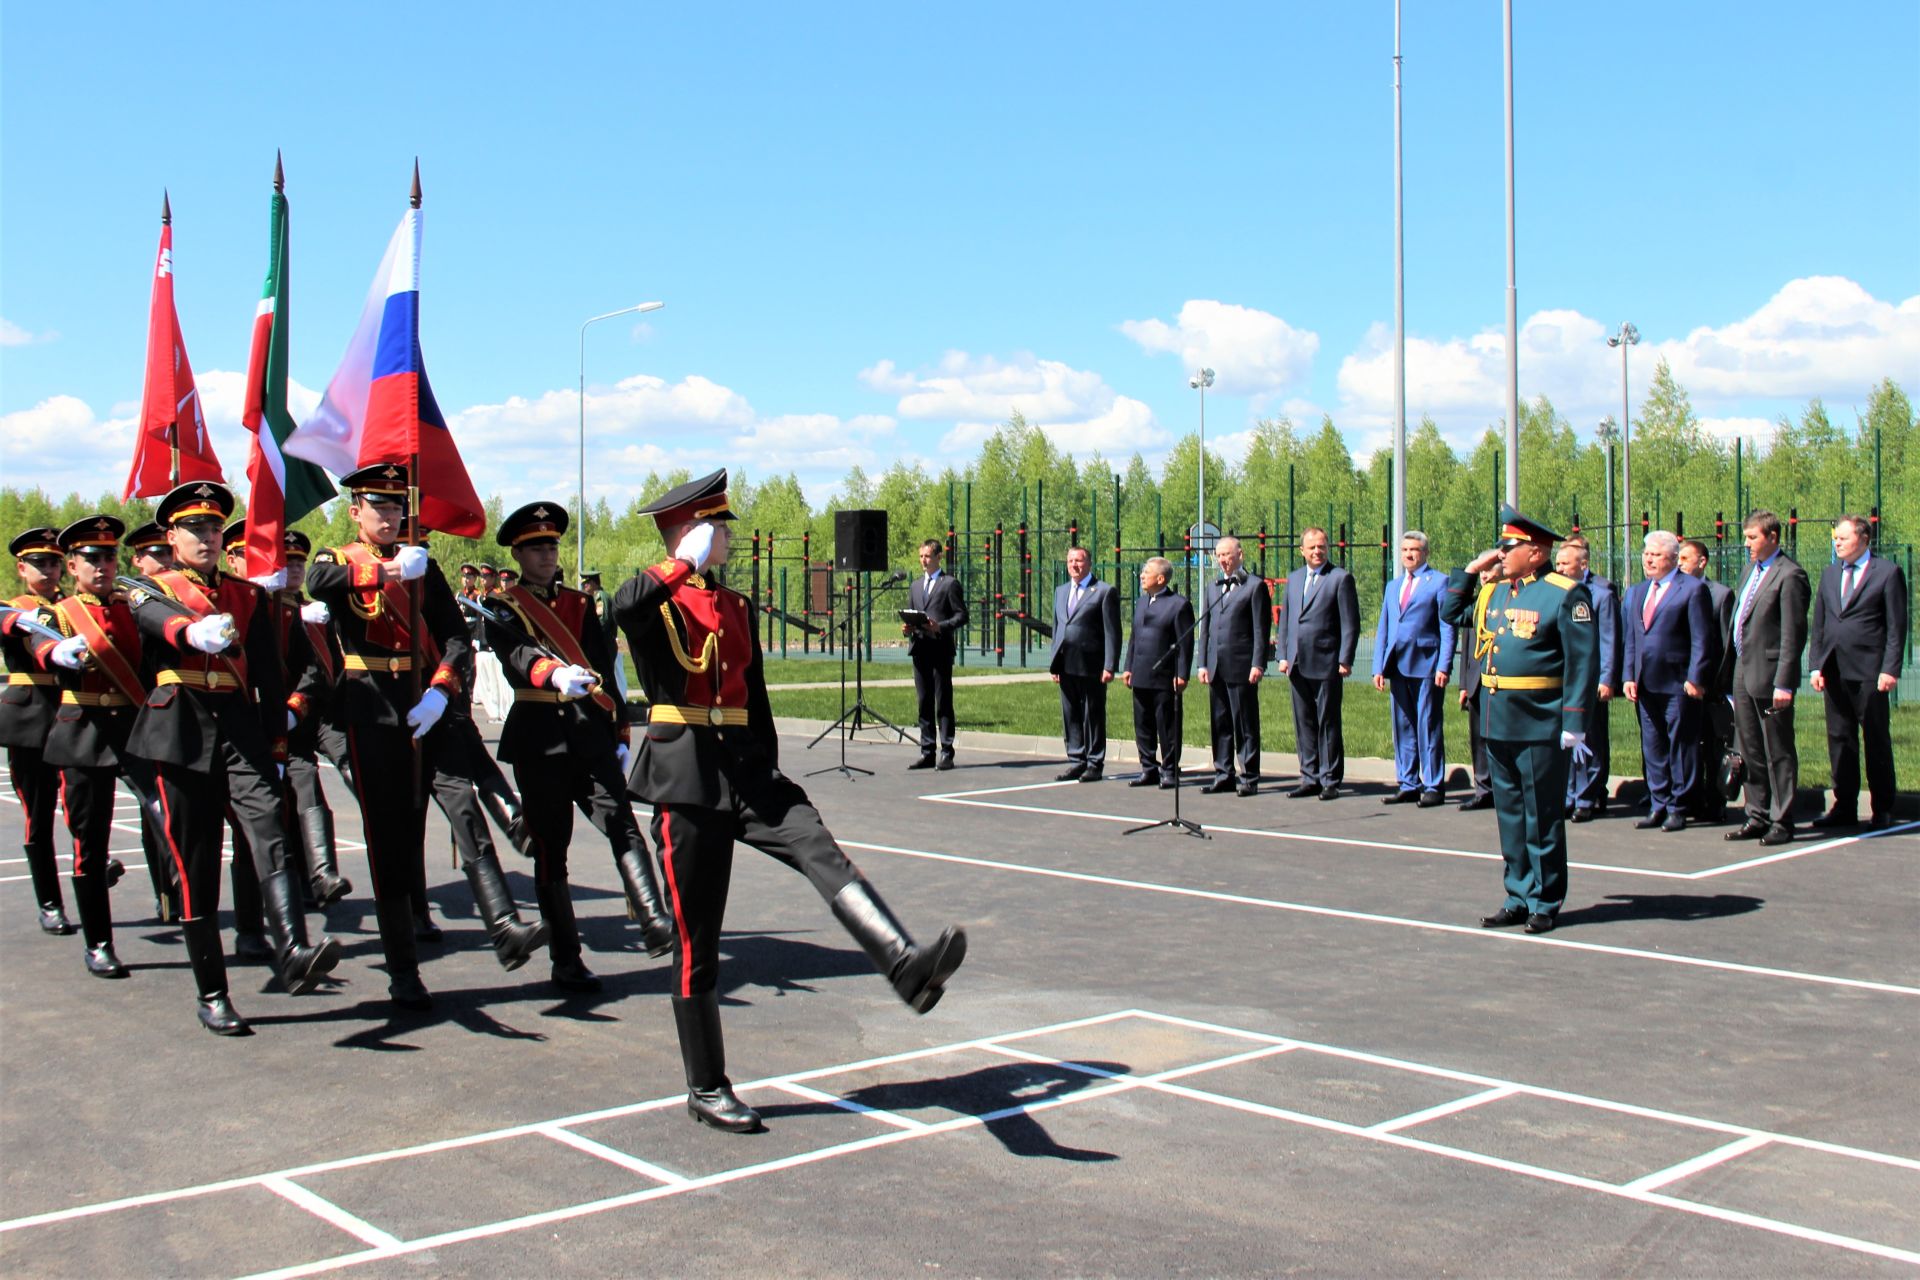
[1621,530,1715,831]
[1557,535,1621,821]
[1372,531,1454,806]
[1051,546,1123,782]
[1274,527,1359,800]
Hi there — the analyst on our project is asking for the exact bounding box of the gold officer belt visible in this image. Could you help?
[514,688,562,704]
[61,690,134,707]
[8,672,55,687]
[1482,674,1562,692]
[157,669,241,693]
[343,652,414,675]
[648,703,749,727]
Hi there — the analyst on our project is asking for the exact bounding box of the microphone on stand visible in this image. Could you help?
[877,570,908,588]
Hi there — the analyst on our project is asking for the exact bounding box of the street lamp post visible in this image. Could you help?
[1607,321,1640,538]
[1189,367,1215,548]
[578,301,665,577]
[1597,415,1619,582]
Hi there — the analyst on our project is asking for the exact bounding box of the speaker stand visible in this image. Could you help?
[807,572,906,775]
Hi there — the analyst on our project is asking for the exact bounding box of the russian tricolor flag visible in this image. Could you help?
[286,206,483,537]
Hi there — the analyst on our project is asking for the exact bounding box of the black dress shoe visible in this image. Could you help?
[1634,812,1665,830]
[1078,769,1103,783]
[1382,791,1419,805]
[197,995,251,1036]
[1318,785,1343,802]
[687,1083,763,1133]
[1203,777,1236,794]
[1759,823,1795,846]
[552,958,604,993]
[907,755,936,770]
[1287,782,1322,799]
[413,910,444,944]
[106,858,126,888]
[85,943,129,978]
[1724,822,1769,841]
[1571,806,1596,824]
[1417,791,1444,808]
[37,906,74,935]
[1458,794,1494,811]
[1524,913,1556,934]
[1159,779,1177,790]
[1480,906,1528,928]
[1055,766,1086,782]
[1236,782,1258,797]
[1809,810,1859,830]
[388,975,435,1011]
[1128,772,1160,787]
[1867,814,1897,831]
[1662,813,1687,832]
[936,754,955,772]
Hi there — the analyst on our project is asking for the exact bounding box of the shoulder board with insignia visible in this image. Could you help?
[313,549,339,564]
[1542,572,1576,590]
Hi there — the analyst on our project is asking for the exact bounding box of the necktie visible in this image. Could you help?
[1642,579,1662,628]
[1305,569,1317,600]
[1068,582,1081,617]
[1735,563,1766,652]
[1841,561,1857,607]
[1399,573,1414,611]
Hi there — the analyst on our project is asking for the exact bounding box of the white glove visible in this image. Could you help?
[548,663,598,697]
[407,686,448,739]
[1561,731,1592,764]
[186,615,236,654]
[286,709,299,732]
[50,635,90,670]
[394,545,430,581]
[301,600,330,625]
[616,742,631,772]
[250,570,288,592]
[673,522,716,571]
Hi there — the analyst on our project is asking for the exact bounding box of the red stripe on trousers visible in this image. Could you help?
[60,771,80,876]
[155,773,193,919]
[657,807,694,998]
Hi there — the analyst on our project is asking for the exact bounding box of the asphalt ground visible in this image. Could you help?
[1,728,1916,1278]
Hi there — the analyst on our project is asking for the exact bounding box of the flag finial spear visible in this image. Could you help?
[274,150,284,193]
[410,158,421,209]
[161,189,171,225]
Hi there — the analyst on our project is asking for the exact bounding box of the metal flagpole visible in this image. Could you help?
[1502,0,1519,505]
[163,190,180,487]
[1391,0,1407,543]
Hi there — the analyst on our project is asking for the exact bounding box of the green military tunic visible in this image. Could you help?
[1441,567,1598,917]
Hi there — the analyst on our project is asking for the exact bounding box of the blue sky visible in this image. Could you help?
[3,2,1916,508]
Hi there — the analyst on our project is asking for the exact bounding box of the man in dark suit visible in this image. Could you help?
[1050,545,1122,781]
[1808,515,1908,830]
[1121,556,1193,788]
[906,538,967,771]
[1198,535,1271,796]
[1557,535,1621,821]
[1454,566,1498,811]
[1678,538,1736,822]
[1274,527,1358,801]
[1372,531,1454,806]
[1621,531,1715,832]
[1725,510,1812,846]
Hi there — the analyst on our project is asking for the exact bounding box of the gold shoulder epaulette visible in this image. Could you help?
[1542,572,1576,590]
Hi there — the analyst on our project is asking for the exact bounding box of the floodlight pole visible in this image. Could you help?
[1502,0,1519,506]
[1391,0,1407,544]
[1609,322,1640,534]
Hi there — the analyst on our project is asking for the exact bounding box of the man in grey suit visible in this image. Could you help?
[1725,510,1811,846]
[1274,527,1358,800]
[1808,515,1908,830]
[1198,535,1271,797]
[1679,538,1736,822]
[1051,546,1123,782]
[1121,557,1194,788]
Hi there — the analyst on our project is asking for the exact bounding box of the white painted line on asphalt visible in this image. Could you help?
[771,1079,930,1130]
[839,840,1920,998]
[1368,1086,1520,1134]
[536,1126,687,1185]
[1621,1134,1774,1193]
[259,1177,402,1249]
[1700,821,1920,876]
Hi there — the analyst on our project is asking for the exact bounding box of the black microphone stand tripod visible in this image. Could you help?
[1125,580,1227,840]
[807,572,907,776]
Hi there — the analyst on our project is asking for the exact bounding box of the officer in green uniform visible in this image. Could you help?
[1440,505,1598,933]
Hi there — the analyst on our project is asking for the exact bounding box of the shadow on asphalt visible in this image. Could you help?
[1556,893,1765,928]
[834,1059,1125,1162]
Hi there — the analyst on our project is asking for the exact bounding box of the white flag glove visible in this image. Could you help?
[186,615,236,654]
[394,545,430,581]
[250,570,288,592]
[301,600,330,625]
[548,663,598,697]
[286,709,299,732]
[673,522,716,572]
[407,686,448,739]
[616,742,631,772]
[50,635,90,670]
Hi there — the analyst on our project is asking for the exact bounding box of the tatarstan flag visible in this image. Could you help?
[241,171,336,578]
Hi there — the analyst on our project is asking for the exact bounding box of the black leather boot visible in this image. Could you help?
[536,880,601,992]
[374,893,433,1010]
[73,873,128,978]
[139,820,180,923]
[830,879,967,1014]
[183,917,249,1035]
[464,853,549,972]
[672,992,762,1133]
[614,846,677,958]
[261,869,341,995]
[27,842,73,935]
[298,806,352,909]
[477,780,535,859]
[229,849,271,962]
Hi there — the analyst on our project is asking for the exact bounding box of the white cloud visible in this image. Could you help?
[728,412,896,474]
[1697,416,1776,445]
[1119,300,1319,397]
[0,395,139,497]
[862,350,1167,456]
[0,317,56,347]
[1653,276,1920,399]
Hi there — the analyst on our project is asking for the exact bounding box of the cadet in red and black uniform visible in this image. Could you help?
[124,521,184,922]
[485,502,674,992]
[35,516,152,978]
[124,482,341,1035]
[277,530,355,907]
[615,470,967,1133]
[4,526,73,935]
[305,464,481,1009]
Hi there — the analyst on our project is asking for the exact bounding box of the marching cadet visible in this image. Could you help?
[36,516,154,977]
[484,502,675,992]
[1440,506,1599,935]
[306,464,543,1007]
[124,482,341,1034]
[615,469,966,1134]
[277,530,355,907]
[220,524,274,961]
[4,526,74,934]
[125,522,184,921]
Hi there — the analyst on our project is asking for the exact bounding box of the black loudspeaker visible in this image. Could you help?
[834,509,889,573]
